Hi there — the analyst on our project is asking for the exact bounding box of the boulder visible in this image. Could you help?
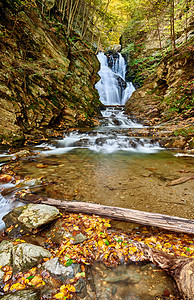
[45,219,87,245]
[0,240,51,277]
[18,203,60,230]
[43,257,75,277]
[3,203,60,237]
[42,258,85,294]
[12,243,51,272]
[0,241,13,271]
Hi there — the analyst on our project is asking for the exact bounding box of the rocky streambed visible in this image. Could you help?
[0,201,193,300]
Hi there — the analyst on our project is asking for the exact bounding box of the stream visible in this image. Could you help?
[0,52,193,299]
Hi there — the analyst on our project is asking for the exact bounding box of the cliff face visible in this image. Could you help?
[125,44,194,150]
[0,0,101,145]
[125,44,193,120]
[121,4,194,150]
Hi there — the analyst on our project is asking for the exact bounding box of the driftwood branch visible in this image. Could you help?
[166,176,194,186]
[16,193,194,234]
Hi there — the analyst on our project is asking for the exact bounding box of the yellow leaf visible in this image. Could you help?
[68,285,76,292]
[60,284,76,293]
[98,240,104,247]
[128,247,137,254]
[54,292,64,299]
[73,226,79,231]
[10,282,26,291]
[3,284,10,292]
[29,274,43,286]
[86,227,93,232]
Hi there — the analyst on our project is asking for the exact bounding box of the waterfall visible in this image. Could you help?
[95,52,135,106]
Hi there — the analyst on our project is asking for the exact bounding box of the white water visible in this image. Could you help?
[101,107,143,128]
[110,52,126,80]
[34,107,161,155]
[95,52,135,105]
[34,52,161,156]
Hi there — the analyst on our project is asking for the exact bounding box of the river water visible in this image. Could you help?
[0,51,193,225]
[0,51,193,299]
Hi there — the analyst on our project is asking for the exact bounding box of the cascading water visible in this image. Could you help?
[95,52,135,105]
[31,52,161,155]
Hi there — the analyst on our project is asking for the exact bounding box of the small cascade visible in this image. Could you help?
[35,107,161,155]
[95,52,135,105]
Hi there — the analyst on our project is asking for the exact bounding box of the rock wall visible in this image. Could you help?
[125,44,194,150]
[0,0,101,145]
[121,3,194,150]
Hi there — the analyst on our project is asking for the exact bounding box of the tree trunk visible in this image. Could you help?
[82,0,92,39]
[185,0,188,44]
[156,16,164,58]
[15,193,194,234]
[67,0,80,35]
[96,0,111,53]
[170,0,176,55]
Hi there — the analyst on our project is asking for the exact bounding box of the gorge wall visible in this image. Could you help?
[121,4,194,150]
[0,0,101,145]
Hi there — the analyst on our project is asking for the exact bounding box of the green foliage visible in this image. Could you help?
[121,43,134,54]
[128,53,163,87]
[162,78,194,117]
[174,127,193,137]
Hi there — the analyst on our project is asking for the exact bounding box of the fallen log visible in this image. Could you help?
[16,192,194,234]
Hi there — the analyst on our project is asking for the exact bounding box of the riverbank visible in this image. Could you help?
[0,197,193,299]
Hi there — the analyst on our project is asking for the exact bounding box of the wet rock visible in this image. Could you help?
[73,232,87,244]
[18,203,60,230]
[13,243,51,272]
[112,118,122,126]
[3,206,31,238]
[104,271,140,284]
[0,241,13,272]
[0,289,39,300]
[11,150,32,158]
[43,257,75,277]
[171,137,187,149]
[46,219,87,245]
[3,203,60,238]
[95,138,107,146]
[43,259,85,294]
[0,240,51,275]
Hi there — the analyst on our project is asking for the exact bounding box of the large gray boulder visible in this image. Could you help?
[0,241,13,266]
[43,257,75,277]
[3,203,60,237]
[13,243,52,271]
[0,240,51,279]
[18,203,60,229]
